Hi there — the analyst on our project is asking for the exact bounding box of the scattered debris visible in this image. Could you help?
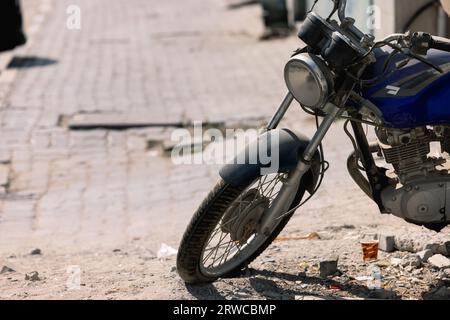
[390,258,403,266]
[275,232,320,242]
[0,266,15,274]
[437,242,450,257]
[329,284,341,291]
[157,243,178,259]
[266,257,278,264]
[378,234,396,253]
[428,254,450,269]
[25,271,40,281]
[30,248,42,255]
[319,256,339,278]
[394,236,422,253]
[401,254,422,269]
[417,250,433,263]
[424,286,450,300]
[295,295,325,301]
[325,224,356,232]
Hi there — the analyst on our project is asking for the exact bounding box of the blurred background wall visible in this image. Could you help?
[305,0,450,38]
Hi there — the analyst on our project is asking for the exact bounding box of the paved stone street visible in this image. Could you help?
[1,0,449,300]
[0,0,301,253]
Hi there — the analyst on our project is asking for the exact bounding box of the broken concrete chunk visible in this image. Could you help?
[428,254,450,269]
[378,234,396,253]
[424,286,450,300]
[30,248,42,255]
[0,266,15,274]
[425,243,441,254]
[417,249,433,263]
[437,242,450,257]
[394,236,422,253]
[401,254,422,269]
[25,271,40,281]
[319,256,339,278]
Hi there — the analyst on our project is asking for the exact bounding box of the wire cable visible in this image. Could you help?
[276,113,329,220]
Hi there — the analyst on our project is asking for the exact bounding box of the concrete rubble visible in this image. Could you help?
[319,256,339,278]
[24,272,40,282]
[428,255,450,269]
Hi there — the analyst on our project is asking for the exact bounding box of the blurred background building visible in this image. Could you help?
[307,0,450,38]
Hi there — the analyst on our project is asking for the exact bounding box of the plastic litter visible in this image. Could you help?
[275,232,320,241]
[157,243,178,259]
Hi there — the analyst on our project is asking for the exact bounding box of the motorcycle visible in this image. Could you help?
[177,0,450,284]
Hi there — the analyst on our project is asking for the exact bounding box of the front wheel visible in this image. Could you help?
[177,173,307,284]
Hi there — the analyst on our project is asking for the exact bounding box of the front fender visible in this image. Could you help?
[219,128,321,194]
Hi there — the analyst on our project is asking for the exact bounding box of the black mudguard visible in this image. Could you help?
[219,128,321,194]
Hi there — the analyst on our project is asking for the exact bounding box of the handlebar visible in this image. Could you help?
[382,32,450,55]
[430,36,450,52]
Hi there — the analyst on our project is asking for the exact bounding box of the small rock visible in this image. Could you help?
[113,249,121,253]
[379,234,396,253]
[425,243,440,254]
[0,266,15,274]
[319,256,339,278]
[424,286,450,300]
[437,242,450,257]
[428,254,450,269]
[417,249,433,263]
[25,271,40,281]
[412,269,423,276]
[30,249,42,255]
[395,237,421,253]
[369,289,397,300]
[170,266,177,273]
[295,295,325,300]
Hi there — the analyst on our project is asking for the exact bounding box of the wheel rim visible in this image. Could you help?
[199,173,289,277]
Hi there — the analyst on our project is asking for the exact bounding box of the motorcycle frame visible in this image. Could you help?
[261,87,391,234]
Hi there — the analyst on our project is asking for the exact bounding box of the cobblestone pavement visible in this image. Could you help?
[0,0,299,253]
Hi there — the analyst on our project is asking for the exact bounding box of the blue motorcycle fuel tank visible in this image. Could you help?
[361,49,450,129]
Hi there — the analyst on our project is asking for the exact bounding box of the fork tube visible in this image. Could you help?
[266,92,294,130]
[260,105,343,235]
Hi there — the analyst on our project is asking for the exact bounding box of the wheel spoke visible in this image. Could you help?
[201,174,288,273]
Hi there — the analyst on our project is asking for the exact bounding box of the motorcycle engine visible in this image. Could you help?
[376,126,450,231]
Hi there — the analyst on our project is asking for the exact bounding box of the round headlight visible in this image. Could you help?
[284,53,333,108]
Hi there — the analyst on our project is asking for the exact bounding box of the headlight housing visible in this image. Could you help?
[284,53,334,109]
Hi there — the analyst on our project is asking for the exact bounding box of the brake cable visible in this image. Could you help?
[275,113,330,221]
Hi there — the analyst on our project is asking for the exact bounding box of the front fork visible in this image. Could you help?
[259,92,344,235]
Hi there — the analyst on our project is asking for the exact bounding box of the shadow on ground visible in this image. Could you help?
[186,284,226,300]
[248,269,401,300]
[183,268,402,300]
[7,56,58,69]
